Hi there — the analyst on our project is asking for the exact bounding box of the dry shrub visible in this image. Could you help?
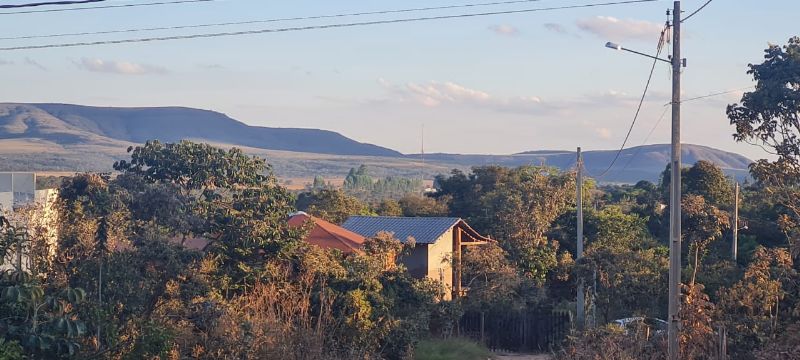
[556,325,666,360]
[753,323,800,359]
[680,283,717,359]
[204,262,344,360]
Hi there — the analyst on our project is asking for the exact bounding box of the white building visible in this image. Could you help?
[0,172,60,272]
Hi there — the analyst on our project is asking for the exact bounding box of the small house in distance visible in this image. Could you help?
[342,216,490,299]
[288,212,366,254]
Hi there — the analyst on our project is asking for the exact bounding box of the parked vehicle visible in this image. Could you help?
[611,317,668,336]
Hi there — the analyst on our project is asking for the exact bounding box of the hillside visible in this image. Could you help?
[0,103,400,157]
[0,103,753,183]
[409,144,753,183]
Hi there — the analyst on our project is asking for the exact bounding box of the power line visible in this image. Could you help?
[0,0,104,9]
[678,86,752,104]
[681,0,713,23]
[0,0,550,41]
[589,24,668,179]
[0,0,215,15]
[619,106,669,172]
[0,0,659,51]
[618,82,780,171]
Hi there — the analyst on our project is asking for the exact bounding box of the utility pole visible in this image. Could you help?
[733,182,739,261]
[576,147,585,331]
[667,1,683,359]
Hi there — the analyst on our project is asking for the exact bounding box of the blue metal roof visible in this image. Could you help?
[341,216,461,244]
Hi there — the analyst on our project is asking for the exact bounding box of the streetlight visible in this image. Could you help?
[604,3,684,358]
[605,42,671,64]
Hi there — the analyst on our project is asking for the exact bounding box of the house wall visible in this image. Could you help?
[427,228,454,300]
[0,189,59,273]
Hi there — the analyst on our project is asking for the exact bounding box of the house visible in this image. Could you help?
[288,212,366,254]
[342,216,490,299]
[0,172,59,272]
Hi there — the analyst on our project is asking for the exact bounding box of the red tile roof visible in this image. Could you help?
[288,212,366,254]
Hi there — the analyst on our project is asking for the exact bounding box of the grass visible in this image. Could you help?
[414,338,492,360]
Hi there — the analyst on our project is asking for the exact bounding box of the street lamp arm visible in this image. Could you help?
[620,47,672,64]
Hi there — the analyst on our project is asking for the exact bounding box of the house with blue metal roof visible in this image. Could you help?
[342,216,491,299]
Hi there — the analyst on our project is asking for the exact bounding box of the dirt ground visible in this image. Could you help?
[494,354,552,360]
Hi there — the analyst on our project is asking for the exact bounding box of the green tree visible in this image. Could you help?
[682,195,731,285]
[296,189,375,224]
[375,199,403,217]
[727,37,800,258]
[398,195,449,217]
[481,166,575,282]
[684,160,734,207]
[312,175,326,190]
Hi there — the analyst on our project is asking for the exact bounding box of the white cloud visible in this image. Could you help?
[0,59,12,66]
[489,24,519,36]
[76,58,167,75]
[595,127,613,139]
[377,79,551,115]
[576,16,664,42]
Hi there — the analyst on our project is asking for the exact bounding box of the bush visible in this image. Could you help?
[413,338,491,360]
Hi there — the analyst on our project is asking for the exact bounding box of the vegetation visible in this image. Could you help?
[1,38,800,360]
[413,338,491,360]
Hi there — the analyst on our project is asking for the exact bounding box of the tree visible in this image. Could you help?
[312,175,326,190]
[682,195,731,285]
[397,195,449,217]
[296,189,375,224]
[461,243,523,311]
[375,199,403,217]
[659,161,733,207]
[717,247,798,357]
[113,140,270,195]
[481,167,575,282]
[727,37,800,258]
[684,160,734,207]
[433,166,510,232]
[679,283,717,360]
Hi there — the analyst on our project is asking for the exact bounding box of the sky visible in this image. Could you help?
[0,0,796,161]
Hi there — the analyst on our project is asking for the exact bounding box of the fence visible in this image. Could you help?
[460,309,571,352]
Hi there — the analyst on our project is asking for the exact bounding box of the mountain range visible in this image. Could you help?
[0,103,753,183]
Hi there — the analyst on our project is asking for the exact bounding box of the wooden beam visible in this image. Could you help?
[461,241,489,246]
[453,227,462,299]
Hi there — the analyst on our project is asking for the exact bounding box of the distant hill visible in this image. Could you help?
[409,144,753,183]
[0,103,753,183]
[0,103,400,157]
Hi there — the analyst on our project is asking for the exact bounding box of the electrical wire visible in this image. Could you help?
[0,0,659,51]
[588,23,668,179]
[618,106,670,172]
[0,0,104,9]
[681,0,713,23]
[0,0,215,15]
[0,0,550,41]
[678,86,753,104]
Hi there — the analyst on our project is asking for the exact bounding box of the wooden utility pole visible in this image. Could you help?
[733,183,739,261]
[667,2,683,359]
[576,147,585,331]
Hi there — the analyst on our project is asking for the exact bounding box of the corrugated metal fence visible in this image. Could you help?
[460,309,571,352]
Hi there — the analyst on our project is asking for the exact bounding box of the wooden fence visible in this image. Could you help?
[459,309,571,352]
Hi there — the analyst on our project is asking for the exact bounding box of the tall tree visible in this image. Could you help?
[684,160,734,207]
[728,37,800,258]
[296,189,375,224]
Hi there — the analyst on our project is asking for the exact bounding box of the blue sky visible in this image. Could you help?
[0,0,796,160]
